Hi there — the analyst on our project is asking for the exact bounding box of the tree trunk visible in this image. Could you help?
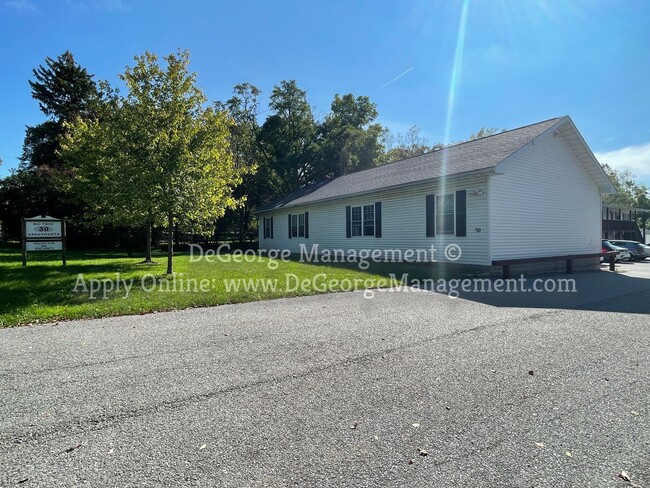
[166,212,174,275]
[238,207,246,245]
[145,219,152,262]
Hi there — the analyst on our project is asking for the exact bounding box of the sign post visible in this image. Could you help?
[21,215,67,266]
[21,217,26,267]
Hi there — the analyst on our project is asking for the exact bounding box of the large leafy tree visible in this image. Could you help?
[61,51,249,273]
[601,164,650,209]
[314,94,385,179]
[258,80,318,195]
[214,83,264,243]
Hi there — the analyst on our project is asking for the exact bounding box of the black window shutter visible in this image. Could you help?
[288,214,292,239]
[270,216,273,239]
[345,206,351,238]
[455,190,466,237]
[426,194,435,237]
[374,202,382,238]
[304,212,309,239]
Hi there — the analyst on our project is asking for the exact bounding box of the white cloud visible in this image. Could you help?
[4,0,37,11]
[595,143,650,177]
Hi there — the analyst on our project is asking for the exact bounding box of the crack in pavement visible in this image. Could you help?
[0,306,599,448]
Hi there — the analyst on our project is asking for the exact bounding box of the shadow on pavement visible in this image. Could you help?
[447,261,650,314]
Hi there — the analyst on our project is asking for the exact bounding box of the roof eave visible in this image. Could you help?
[494,115,617,195]
[253,167,497,215]
[557,116,617,194]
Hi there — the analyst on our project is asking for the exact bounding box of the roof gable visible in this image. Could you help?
[552,118,616,194]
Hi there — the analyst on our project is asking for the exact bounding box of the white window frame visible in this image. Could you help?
[435,194,455,235]
[363,204,375,236]
[350,204,375,237]
[290,213,306,238]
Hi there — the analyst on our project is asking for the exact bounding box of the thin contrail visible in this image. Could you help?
[375,66,415,92]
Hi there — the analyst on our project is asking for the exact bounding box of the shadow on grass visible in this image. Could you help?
[303,259,469,281]
[0,250,161,264]
[3,247,648,325]
[0,249,169,317]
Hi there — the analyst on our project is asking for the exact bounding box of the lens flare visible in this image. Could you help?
[444,0,470,147]
[438,0,470,271]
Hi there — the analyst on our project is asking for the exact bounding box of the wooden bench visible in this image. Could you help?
[492,252,613,279]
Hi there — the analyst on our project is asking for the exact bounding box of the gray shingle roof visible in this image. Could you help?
[257,117,562,212]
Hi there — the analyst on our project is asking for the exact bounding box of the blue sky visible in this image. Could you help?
[1,0,649,184]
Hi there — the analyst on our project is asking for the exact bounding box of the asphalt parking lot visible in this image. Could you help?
[1,261,649,487]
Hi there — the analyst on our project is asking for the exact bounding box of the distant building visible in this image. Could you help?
[602,204,649,243]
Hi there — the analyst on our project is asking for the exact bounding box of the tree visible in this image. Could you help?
[215,83,263,244]
[601,164,650,233]
[601,164,650,208]
[468,127,506,140]
[314,94,385,178]
[383,126,435,163]
[0,170,52,238]
[61,50,249,273]
[22,51,99,173]
[0,52,100,241]
[258,80,318,195]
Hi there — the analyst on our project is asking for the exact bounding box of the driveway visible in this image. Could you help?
[1,263,649,487]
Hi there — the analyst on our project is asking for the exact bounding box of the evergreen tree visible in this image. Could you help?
[0,52,100,241]
[22,51,99,172]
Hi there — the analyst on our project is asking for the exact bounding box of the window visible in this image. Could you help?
[291,214,298,237]
[349,204,375,237]
[289,213,307,238]
[363,204,375,236]
[298,213,305,237]
[263,217,273,239]
[436,194,455,235]
[347,203,381,238]
[351,207,362,236]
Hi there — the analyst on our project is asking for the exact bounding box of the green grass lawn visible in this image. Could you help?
[0,248,405,327]
[0,246,468,327]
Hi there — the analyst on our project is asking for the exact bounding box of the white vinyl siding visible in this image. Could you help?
[489,129,602,260]
[258,174,490,265]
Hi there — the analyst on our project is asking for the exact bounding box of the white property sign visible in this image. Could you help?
[25,219,62,239]
[22,215,67,266]
[26,241,63,251]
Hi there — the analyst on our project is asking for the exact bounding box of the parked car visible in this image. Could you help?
[601,240,631,262]
[609,240,650,260]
